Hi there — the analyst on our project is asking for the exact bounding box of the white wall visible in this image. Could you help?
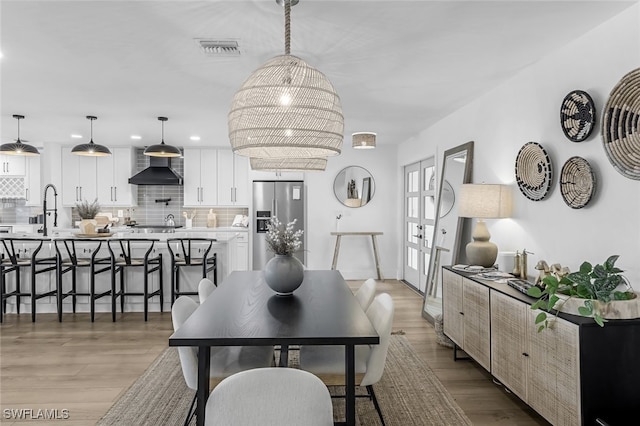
[398,5,640,287]
[305,144,399,279]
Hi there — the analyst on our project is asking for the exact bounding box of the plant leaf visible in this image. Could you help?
[577,306,592,316]
[594,314,607,327]
[579,261,593,274]
[534,312,547,324]
[527,286,543,298]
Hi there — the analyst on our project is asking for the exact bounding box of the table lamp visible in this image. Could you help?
[458,184,512,267]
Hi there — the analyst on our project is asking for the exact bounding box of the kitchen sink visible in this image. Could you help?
[128,225,182,233]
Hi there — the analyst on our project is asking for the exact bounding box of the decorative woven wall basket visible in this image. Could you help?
[560,90,596,142]
[515,141,553,201]
[560,156,596,209]
[601,67,640,180]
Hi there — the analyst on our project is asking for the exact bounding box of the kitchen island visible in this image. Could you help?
[0,227,248,319]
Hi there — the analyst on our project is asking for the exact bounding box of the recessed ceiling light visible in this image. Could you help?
[71,134,83,139]
[130,135,142,140]
[190,136,201,141]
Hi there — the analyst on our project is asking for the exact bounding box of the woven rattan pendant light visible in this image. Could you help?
[250,157,327,171]
[228,0,343,159]
[0,115,40,156]
[143,117,181,157]
[72,116,112,156]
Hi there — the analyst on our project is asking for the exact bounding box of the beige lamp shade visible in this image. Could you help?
[250,157,327,172]
[458,184,512,267]
[228,54,344,159]
[458,184,512,218]
[352,132,376,149]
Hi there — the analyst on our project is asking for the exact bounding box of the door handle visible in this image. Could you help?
[114,186,117,201]
[412,234,423,239]
[25,188,29,201]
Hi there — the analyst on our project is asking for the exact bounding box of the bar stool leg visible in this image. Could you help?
[119,266,125,314]
[143,262,149,322]
[90,263,96,322]
[56,257,63,322]
[31,264,37,322]
[15,272,21,316]
[158,253,164,313]
[1,267,5,323]
[171,258,177,305]
[111,266,118,322]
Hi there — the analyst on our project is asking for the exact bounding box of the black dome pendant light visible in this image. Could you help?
[71,116,112,156]
[0,114,40,156]
[143,117,181,157]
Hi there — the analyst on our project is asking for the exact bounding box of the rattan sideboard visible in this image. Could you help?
[442,266,640,426]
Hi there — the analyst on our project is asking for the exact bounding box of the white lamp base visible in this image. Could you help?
[465,219,498,267]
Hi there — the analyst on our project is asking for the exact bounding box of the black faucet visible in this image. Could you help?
[42,184,58,237]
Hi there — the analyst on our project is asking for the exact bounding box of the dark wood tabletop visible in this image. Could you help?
[170,269,379,346]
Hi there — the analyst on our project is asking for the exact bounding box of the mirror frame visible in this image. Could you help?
[333,166,376,208]
[422,141,474,322]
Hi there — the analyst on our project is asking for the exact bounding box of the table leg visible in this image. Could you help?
[345,344,355,426]
[279,344,289,367]
[371,235,384,281]
[331,235,342,270]
[196,346,211,426]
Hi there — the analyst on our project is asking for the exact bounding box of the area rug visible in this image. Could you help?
[98,335,471,425]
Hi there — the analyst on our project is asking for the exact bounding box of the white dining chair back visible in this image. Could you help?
[361,293,394,386]
[205,367,333,426]
[172,295,275,426]
[198,278,216,304]
[354,278,376,311]
[171,296,200,390]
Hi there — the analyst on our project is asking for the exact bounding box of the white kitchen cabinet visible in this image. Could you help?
[234,232,249,271]
[249,169,304,181]
[24,155,41,206]
[0,155,26,176]
[95,147,137,206]
[61,146,97,206]
[183,148,217,206]
[217,149,248,206]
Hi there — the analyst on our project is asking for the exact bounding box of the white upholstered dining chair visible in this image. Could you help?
[197,278,216,304]
[171,296,274,426]
[354,278,377,311]
[205,367,333,426]
[299,293,394,426]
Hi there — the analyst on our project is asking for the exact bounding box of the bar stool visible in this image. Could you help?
[1,237,57,323]
[106,238,163,321]
[54,238,114,322]
[166,238,217,305]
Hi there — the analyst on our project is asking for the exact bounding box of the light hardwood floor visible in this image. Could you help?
[0,279,548,425]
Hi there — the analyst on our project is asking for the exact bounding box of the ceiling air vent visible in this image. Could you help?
[196,39,240,56]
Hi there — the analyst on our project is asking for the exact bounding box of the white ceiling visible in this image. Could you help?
[0,0,635,151]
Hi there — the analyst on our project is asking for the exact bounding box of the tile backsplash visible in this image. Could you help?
[73,149,248,228]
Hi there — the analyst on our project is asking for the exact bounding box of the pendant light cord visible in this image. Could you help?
[284,0,291,55]
[16,116,21,141]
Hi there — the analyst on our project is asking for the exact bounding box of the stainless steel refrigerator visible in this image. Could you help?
[252,180,305,269]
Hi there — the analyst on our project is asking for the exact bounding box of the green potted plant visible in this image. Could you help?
[527,255,637,331]
[76,198,101,234]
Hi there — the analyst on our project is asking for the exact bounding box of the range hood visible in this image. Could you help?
[128,156,183,185]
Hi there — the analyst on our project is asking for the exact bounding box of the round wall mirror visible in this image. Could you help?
[429,175,455,217]
[333,166,375,208]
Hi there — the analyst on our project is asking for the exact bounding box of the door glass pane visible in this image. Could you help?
[407,196,418,218]
[423,195,435,220]
[423,253,431,275]
[423,166,434,191]
[407,247,418,269]
[407,222,418,244]
[408,170,419,192]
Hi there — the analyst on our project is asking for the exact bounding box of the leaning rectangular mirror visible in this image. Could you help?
[422,141,474,323]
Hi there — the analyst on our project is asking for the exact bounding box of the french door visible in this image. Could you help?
[403,157,435,292]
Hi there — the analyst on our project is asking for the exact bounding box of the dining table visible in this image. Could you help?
[169,269,379,426]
